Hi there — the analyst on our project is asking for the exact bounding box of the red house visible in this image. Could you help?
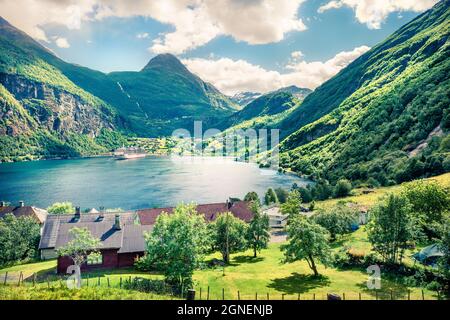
[39,201,254,273]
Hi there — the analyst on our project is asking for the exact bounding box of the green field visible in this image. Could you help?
[0,240,438,300]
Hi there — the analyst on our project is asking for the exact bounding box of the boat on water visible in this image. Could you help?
[114,147,147,160]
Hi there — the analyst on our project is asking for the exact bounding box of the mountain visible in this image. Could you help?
[108,54,239,136]
[230,91,262,107]
[217,86,311,130]
[279,0,450,185]
[0,17,237,160]
[0,16,130,161]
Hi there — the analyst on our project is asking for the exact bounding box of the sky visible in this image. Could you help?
[0,0,439,95]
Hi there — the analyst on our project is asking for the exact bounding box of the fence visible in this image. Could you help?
[0,271,446,300]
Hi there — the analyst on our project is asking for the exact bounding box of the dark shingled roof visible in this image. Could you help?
[118,225,153,253]
[39,212,137,251]
[0,205,47,224]
[137,201,254,225]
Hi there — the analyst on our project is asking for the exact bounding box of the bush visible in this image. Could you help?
[334,179,352,198]
[312,204,359,241]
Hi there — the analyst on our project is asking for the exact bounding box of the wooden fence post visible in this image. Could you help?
[297,293,300,300]
[343,293,345,300]
[33,273,36,287]
[421,290,425,300]
[47,277,50,289]
[97,277,100,286]
[237,290,240,300]
[359,292,362,300]
[207,286,210,300]
[313,293,316,300]
[282,294,285,300]
[375,291,378,300]
[200,287,202,300]
[390,290,393,300]
[267,293,270,300]
[255,292,258,300]
[119,277,122,288]
[87,275,89,287]
[107,277,110,288]
[3,272,7,285]
[222,288,225,300]
[18,271,23,286]
[408,290,410,300]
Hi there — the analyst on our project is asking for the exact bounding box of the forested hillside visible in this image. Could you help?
[279,0,450,185]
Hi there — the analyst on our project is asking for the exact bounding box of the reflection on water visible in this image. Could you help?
[0,156,310,210]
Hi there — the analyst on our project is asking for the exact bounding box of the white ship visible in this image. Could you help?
[114,147,147,160]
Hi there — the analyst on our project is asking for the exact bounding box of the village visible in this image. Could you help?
[0,173,448,300]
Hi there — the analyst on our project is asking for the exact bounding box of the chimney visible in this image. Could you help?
[75,206,81,218]
[0,201,4,207]
[19,201,24,207]
[227,199,232,210]
[114,214,121,230]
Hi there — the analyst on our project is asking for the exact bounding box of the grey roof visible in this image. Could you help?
[39,212,137,251]
[0,206,47,224]
[118,225,153,253]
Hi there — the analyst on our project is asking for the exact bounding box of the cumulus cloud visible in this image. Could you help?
[183,45,370,95]
[55,37,70,48]
[318,0,438,29]
[0,0,307,53]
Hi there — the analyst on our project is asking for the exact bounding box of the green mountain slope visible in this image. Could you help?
[109,54,239,136]
[216,86,311,130]
[280,0,450,185]
[0,17,129,161]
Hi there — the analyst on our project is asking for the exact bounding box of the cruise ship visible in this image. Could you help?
[114,147,147,160]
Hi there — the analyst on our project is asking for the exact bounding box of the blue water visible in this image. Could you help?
[0,156,309,210]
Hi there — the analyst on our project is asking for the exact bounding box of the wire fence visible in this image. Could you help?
[0,271,446,300]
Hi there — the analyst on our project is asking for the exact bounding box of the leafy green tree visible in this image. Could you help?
[280,190,302,220]
[264,188,278,205]
[211,213,248,264]
[334,179,352,198]
[57,227,102,269]
[367,194,418,265]
[402,180,450,238]
[281,216,332,277]
[246,202,270,257]
[274,188,289,203]
[143,204,209,289]
[244,191,260,203]
[313,204,359,241]
[0,214,41,266]
[47,202,75,214]
[298,187,313,203]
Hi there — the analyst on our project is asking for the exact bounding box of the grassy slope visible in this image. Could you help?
[279,1,450,183]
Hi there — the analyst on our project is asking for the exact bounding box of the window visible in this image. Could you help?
[87,253,103,265]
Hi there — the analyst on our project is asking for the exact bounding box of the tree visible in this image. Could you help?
[244,191,260,203]
[312,204,359,241]
[334,179,352,198]
[211,213,248,264]
[437,216,450,281]
[143,204,208,290]
[47,202,75,214]
[280,190,302,220]
[57,227,102,269]
[274,188,289,203]
[264,188,278,205]
[281,216,332,277]
[246,202,270,257]
[367,194,418,265]
[0,214,41,266]
[402,180,450,238]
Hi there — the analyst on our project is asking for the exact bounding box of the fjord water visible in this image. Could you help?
[0,157,308,210]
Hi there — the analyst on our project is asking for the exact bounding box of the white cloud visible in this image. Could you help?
[136,32,149,39]
[291,51,304,59]
[318,0,438,29]
[55,37,70,48]
[183,45,370,95]
[0,0,307,53]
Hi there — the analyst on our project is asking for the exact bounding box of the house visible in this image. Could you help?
[0,201,47,224]
[263,207,288,229]
[40,200,254,273]
[39,207,152,273]
[137,200,254,225]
